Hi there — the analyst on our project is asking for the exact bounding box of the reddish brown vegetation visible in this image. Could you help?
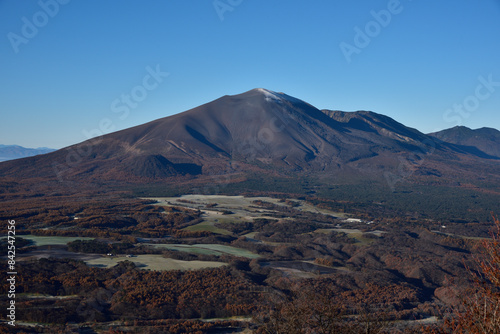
[427,215,500,333]
[1,259,259,325]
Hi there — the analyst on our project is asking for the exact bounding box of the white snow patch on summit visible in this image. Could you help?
[254,88,311,107]
[256,88,283,103]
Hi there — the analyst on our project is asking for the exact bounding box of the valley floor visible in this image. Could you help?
[0,194,494,333]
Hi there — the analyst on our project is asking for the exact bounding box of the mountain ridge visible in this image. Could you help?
[0,145,56,162]
[0,89,498,189]
[428,126,500,158]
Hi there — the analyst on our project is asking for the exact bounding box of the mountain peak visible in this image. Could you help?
[244,88,317,110]
[429,126,500,158]
[249,88,295,102]
[2,89,498,183]
[254,88,283,102]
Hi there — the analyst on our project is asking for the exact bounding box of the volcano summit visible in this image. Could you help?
[0,89,498,191]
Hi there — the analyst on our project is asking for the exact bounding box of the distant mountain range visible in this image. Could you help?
[0,89,498,191]
[0,145,55,162]
[428,126,500,159]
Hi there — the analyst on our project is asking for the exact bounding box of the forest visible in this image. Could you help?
[0,183,499,333]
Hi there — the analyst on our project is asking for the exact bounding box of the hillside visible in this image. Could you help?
[0,89,498,190]
[428,126,500,158]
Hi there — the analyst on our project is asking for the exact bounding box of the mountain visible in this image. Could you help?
[0,145,56,162]
[0,89,499,189]
[428,126,500,158]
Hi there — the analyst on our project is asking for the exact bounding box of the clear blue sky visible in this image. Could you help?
[1,0,500,149]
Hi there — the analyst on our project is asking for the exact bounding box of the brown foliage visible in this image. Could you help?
[1,258,260,325]
[255,286,395,334]
[432,215,500,333]
[453,215,500,333]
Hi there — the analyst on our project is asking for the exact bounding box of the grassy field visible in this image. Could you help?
[85,254,227,271]
[147,243,260,259]
[242,232,258,239]
[184,220,234,235]
[146,195,344,237]
[146,195,343,217]
[17,235,95,246]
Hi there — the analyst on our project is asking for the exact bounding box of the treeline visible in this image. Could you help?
[0,194,203,239]
[0,318,243,334]
[2,258,260,324]
[194,174,500,223]
[315,182,500,223]
[26,229,138,243]
[67,239,134,254]
[254,284,422,333]
[215,218,328,237]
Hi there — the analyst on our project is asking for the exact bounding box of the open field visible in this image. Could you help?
[297,201,349,218]
[20,293,79,300]
[263,260,338,275]
[431,230,491,240]
[146,195,343,217]
[314,228,385,245]
[147,243,260,259]
[184,219,234,235]
[145,195,346,237]
[148,195,286,235]
[86,254,227,271]
[17,248,226,271]
[12,236,229,271]
[17,247,101,262]
[15,235,95,246]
